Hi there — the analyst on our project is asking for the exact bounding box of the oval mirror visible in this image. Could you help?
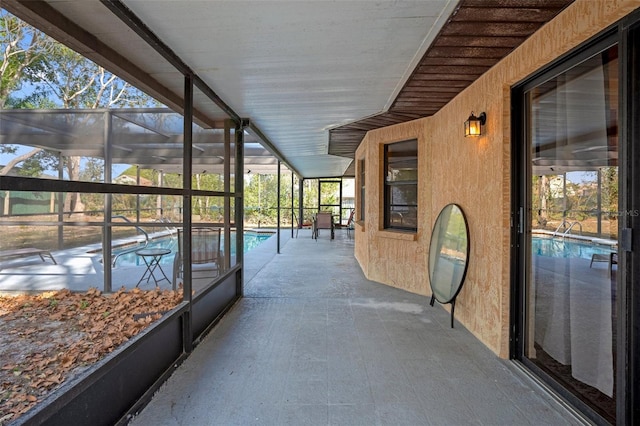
[428,203,470,327]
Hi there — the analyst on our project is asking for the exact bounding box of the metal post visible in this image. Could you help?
[157,171,164,218]
[291,172,294,238]
[563,173,567,220]
[277,160,281,254]
[597,168,602,236]
[103,111,113,293]
[224,120,231,270]
[183,74,194,352]
[57,152,64,250]
[339,178,343,226]
[235,122,244,296]
[136,166,141,223]
[298,178,304,229]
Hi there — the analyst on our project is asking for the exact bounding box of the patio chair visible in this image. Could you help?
[0,247,57,267]
[590,251,618,276]
[346,209,355,238]
[312,211,334,240]
[172,227,223,289]
[293,211,313,238]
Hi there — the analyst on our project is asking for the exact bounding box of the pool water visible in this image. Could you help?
[112,232,272,267]
[532,236,616,260]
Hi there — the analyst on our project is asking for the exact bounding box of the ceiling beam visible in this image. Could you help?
[100,0,242,124]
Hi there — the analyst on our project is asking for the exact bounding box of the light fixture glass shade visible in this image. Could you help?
[464,112,486,137]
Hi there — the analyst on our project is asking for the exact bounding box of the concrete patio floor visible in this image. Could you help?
[128,228,586,426]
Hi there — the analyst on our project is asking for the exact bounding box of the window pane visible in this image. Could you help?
[389,206,417,229]
[384,139,417,230]
[358,159,365,221]
[389,184,417,207]
[387,139,417,183]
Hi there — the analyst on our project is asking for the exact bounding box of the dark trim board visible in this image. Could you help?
[11,266,241,426]
[16,305,187,426]
[191,268,241,341]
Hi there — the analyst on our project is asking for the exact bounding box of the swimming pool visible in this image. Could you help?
[110,231,272,267]
[532,235,616,260]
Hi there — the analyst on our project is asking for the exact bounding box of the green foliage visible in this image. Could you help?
[0,11,53,107]
[79,158,104,182]
[241,173,301,226]
[532,168,620,228]
[319,181,339,206]
[17,150,58,177]
[27,41,154,109]
[3,91,56,109]
[1,10,157,184]
[601,167,619,217]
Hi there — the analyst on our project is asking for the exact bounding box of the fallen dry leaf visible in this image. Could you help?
[0,286,182,424]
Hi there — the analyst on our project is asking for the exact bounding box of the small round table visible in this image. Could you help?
[135,248,171,287]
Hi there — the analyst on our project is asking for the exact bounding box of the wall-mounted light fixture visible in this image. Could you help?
[464,112,486,137]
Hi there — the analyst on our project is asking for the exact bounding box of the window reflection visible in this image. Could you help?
[384,139,418,231]
[526,45,618,423]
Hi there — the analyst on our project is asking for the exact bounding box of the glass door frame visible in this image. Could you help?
[625,12,640,425]
[318,179,343,224]
[510,13,640,423]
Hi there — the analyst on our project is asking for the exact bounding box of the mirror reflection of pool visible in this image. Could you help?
[532,236,616,260]
[109,232,272,267]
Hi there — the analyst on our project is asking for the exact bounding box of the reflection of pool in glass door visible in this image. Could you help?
[521,43,619,423]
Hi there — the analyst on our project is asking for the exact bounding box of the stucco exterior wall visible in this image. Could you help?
[355,120,430,294]
[354,0,639,358]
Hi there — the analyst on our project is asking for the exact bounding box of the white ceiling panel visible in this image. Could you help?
[120,0,458,177]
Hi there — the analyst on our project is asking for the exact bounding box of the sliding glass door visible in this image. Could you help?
[513,33,625,425]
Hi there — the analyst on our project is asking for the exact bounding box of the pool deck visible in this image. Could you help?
[127,228,588,426]
[0,228,279,293]
[0,241,177,293]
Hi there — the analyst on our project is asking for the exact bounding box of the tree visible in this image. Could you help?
[1,11,155,216]
[35,43,150,215]
[0,10,53,108]
[1,11,57,177]
[601,166,618,218]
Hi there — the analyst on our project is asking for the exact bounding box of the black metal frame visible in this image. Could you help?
[358,158,366,222]
[13,265,243,426]
[17,303,188,425]
[623,11,640,425]
[0,2,255,424]
[428,203,470,328]
[383,139,418,232]
[510,15,640,424]
[191,267,242,341]
[317,179,343,222]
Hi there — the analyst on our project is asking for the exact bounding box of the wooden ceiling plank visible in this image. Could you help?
[420,57,500,67]
[435,35,526,48]
[415,65,492,74]
[441,22,543,37]
[454,8,566,22]
[461,0,572,8]
[403,80,472,88]
[428,46,516,58]
[328,0,575,172]
[398,86,465,93]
